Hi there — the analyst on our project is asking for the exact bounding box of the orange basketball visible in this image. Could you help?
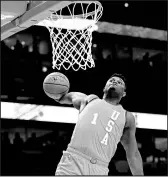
[43,72,70,100]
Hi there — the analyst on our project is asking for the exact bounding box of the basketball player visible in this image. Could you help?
[55,73,144,175]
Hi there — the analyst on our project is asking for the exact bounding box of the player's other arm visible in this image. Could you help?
[120,111,144,176]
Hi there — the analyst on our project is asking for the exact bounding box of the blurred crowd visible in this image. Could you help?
[1,30,167,115]
[1,126,167,176]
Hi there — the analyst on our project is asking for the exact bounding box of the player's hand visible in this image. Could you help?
[55,94,66,102]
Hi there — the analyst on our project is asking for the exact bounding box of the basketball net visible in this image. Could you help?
[41,1,103,71]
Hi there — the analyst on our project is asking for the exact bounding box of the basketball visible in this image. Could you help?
[43,72,70,100]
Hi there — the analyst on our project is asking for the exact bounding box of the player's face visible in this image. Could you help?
[104,77,126,97]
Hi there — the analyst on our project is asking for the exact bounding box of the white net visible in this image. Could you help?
[49,26,95,71]
[43,1,103,71]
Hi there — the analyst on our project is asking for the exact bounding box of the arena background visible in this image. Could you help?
[1,1,167,176]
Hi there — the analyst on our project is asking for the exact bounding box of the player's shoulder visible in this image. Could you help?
[126,111,134,118]
[86,94,99,104]
[79,94,99,113]
[124,111,136,128]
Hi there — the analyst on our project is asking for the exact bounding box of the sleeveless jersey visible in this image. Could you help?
[68,98,126,163]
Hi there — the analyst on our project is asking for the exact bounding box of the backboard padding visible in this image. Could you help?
[1,1,27,27]
[1,1,72,41]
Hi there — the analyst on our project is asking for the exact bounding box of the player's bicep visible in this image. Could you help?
[120,112,138,157]
[72,93,98,111]
[72,92,87,110]
[58,92,87,109]
[121,127,137,154]
[58,92,98,110]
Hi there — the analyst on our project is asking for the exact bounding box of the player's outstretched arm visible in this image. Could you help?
[120,111,144,176]
[55,92,87,110]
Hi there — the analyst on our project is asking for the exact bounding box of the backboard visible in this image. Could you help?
[1,1,72,41]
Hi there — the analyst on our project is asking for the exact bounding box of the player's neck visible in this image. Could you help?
[103,96,120,105]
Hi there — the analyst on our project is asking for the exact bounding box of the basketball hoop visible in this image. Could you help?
[38,1,103,71]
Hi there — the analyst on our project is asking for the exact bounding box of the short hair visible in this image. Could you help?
[110,73,127,90]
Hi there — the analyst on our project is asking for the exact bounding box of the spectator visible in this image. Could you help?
[13,132,24,149]
[26,132,40,150]
[2,132,11,147]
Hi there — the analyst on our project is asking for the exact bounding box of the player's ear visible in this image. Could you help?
[103,86,106,93]
[122,91,126,97]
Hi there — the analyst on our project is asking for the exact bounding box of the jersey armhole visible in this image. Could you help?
[79,94,99,114]
[124,110,128,128]
[86,94,99,104]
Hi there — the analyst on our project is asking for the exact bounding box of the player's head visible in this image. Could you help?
[103,73,127,101]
